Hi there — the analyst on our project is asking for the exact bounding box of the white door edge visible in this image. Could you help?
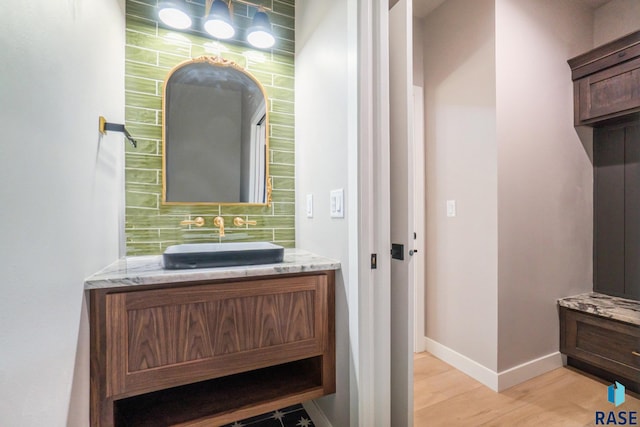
[413,85,426,353]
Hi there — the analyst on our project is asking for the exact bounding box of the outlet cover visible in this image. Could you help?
[446,200,456,217]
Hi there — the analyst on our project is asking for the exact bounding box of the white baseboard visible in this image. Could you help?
[423,337,563,392]
[424,337,499,391]
[303,400,333,427]
[497,351,564,391]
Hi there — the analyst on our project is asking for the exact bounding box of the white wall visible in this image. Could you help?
[495,0,593,372]
[423,0,499,372]
[295,0,358,426]
[0,1,125,425]
[594,0,640,46]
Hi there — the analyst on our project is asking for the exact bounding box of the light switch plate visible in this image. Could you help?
[330,189,344,218]
[446,200,456,217]
[306,194,313,218]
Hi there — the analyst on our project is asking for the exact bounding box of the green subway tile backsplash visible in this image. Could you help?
[126,45,158,65]
[125,91,162,110]
[126,1,156,20]
[272,151,295,165]
[127,15,158,35]
[273,202,295,216]
[270,124,294,140]
[269,137,294,152]
[273,75,294,89]
[220,205,273,216]
[270,190,295,202]
[273,177,295,190]
[125,0,295,255]
[124,139,159,155]
[125,76,157,94]
[271,99,294,115]
[269,164,295,177]
[125,106,157,125]
[126,169,158,184]
[274,229,295,242]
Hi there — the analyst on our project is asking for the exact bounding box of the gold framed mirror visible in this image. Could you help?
[162,56,271,205]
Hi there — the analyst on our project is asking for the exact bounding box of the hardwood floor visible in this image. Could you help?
[414,352,640,426]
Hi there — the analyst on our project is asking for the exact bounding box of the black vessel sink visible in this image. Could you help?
[162,242,284,270]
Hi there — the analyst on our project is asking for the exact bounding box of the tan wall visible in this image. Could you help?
[594,0,640,47]
[421,0,598,377]
[495,0,594,371]
[423,0,499,371]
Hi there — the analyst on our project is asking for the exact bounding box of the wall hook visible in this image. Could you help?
[99,116,137,148]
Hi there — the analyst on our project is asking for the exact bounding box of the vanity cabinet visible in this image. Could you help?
[559,306,639,393]
[569,31,640,126]
[89,270,335,427]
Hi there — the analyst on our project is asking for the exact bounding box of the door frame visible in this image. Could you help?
[356,0,391,425]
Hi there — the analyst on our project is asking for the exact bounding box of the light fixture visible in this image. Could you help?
[247,8,275,49]
[157,0,192,30]
[204,0,236,40]
[157,0,276,49]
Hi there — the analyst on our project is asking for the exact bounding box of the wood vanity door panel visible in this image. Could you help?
[105,275,328,398]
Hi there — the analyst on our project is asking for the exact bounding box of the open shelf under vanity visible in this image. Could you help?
[114,357,325,427]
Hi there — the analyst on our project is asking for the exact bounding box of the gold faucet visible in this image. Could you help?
[233,217,257,227]
[213,216,225,237]
[179,216,205,227]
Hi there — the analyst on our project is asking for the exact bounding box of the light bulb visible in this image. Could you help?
[158,3,192,29]
[247,30,275,49]
[204,19,235,39]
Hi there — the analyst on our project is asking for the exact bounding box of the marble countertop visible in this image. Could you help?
[85,249,340,290]
[558,292,640,326]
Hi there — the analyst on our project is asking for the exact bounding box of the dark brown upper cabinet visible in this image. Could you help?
[568,31,640,126]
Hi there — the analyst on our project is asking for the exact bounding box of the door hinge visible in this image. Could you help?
[371,253,377,269]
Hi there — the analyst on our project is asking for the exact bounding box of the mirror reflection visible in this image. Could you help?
[163,56,269,204]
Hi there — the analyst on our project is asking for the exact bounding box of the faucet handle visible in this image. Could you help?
[213,216,225,237]
[180,217,205,227]
[233,217,257,227]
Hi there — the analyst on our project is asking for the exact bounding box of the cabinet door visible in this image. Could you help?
[560,308,640,384]
[105,275,329,398]
[577,57,640,124]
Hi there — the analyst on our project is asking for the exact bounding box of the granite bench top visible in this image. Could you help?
[85,249,340,290]
[558,292,640,327]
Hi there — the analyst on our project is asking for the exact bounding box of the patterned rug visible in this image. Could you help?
[222,404,315,427]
